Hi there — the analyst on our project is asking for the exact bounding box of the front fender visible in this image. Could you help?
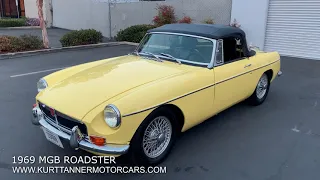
[81,68,215,144]
[82,101,153,144]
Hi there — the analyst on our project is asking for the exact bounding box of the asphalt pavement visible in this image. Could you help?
[0,46,320,180]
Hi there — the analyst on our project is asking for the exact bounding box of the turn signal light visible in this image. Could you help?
[89,136,106,146]
[33,104,37,108]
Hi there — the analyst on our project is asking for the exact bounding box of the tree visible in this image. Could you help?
[37,0,49,48]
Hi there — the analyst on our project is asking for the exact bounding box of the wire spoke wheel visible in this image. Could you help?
[256,74,269,99]
[142,116,172,159]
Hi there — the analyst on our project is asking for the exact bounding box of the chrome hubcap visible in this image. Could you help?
[158,133,165,143]
[143,116,172,158]
[256,74,268,99]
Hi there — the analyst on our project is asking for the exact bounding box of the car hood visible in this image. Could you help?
[37,56,190,120]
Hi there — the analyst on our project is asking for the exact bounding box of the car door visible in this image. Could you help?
[212,39,256,113]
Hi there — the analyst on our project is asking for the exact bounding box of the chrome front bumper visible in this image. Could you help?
[32,106,129,155]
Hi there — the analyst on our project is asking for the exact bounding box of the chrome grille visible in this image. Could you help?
[43,114,72,134]
[38,102,88,135]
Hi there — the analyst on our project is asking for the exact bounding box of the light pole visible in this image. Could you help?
[0,0,4,18]
[37,0,49,48]
[108,0,112,39]
[15,0,20,18]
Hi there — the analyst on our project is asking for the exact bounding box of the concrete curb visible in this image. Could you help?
[120,41,139,46]
[0,26,41,30]
[0,41,139,60]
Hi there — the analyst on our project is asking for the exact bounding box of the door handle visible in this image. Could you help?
[244,64,252,68]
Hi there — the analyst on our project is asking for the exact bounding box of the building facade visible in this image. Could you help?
[15,0,319,60]
[0,0,25,17]
[232,0,320,60]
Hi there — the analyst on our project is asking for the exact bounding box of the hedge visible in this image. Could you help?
[0,35,43,53]
[60,29,103,47]
[116,24,156,43]
[0,18,27,27]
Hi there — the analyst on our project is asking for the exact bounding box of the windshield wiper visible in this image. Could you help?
[141,52,162,62]
[160,53,181,64]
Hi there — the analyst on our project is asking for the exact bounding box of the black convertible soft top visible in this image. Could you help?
[148,23,246,39]
[147,23,253,57]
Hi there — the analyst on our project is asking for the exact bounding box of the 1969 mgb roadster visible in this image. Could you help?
[32,24,282,165]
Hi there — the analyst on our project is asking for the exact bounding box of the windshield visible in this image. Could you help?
[136,33,216,66]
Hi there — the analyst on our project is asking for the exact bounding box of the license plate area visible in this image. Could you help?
[42,127,64,149]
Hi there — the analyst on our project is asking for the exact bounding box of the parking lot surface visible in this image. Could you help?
[0,46,319,180]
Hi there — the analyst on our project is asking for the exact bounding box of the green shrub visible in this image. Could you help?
[0,18,27,27]
[60,29,103,47]
[0,35,43,53]
[11,35,43,51]
[202,18,214,24]
[116,24,156,43]
[0,36,12,52]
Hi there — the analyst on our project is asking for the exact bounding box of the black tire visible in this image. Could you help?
[247,73,270,106]
[129,107,178,166]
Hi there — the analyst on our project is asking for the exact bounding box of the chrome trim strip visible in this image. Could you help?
[122,83,216,117]
[137,32,217,69]
[208,38,217,69]
[38,118,129,155]
[214,59,280,85]
[213,39,224,67]
[122,60,280,117]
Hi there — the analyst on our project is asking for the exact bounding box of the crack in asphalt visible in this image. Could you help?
[0,148,3,161]
[0,149,11,170]
[174,166,210,173]
[292,124,320,139]
[264,135,300,180]
[0,161,11,170]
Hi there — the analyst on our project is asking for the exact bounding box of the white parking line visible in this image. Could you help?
[10,67,67,78]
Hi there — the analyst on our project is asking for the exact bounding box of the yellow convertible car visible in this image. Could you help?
[32,24,282,165]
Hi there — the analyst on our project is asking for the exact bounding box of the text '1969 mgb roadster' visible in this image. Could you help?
[32,24,282,165]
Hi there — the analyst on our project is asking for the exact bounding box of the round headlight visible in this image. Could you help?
[104,105,121,128]
[37,78,48,92]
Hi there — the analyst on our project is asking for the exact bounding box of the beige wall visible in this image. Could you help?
[24,0,38,18]
[110,0,232,37]
[52,0,232,38]
[231,0,270,50]
[52,0,110,36]
[24,0,52,27]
